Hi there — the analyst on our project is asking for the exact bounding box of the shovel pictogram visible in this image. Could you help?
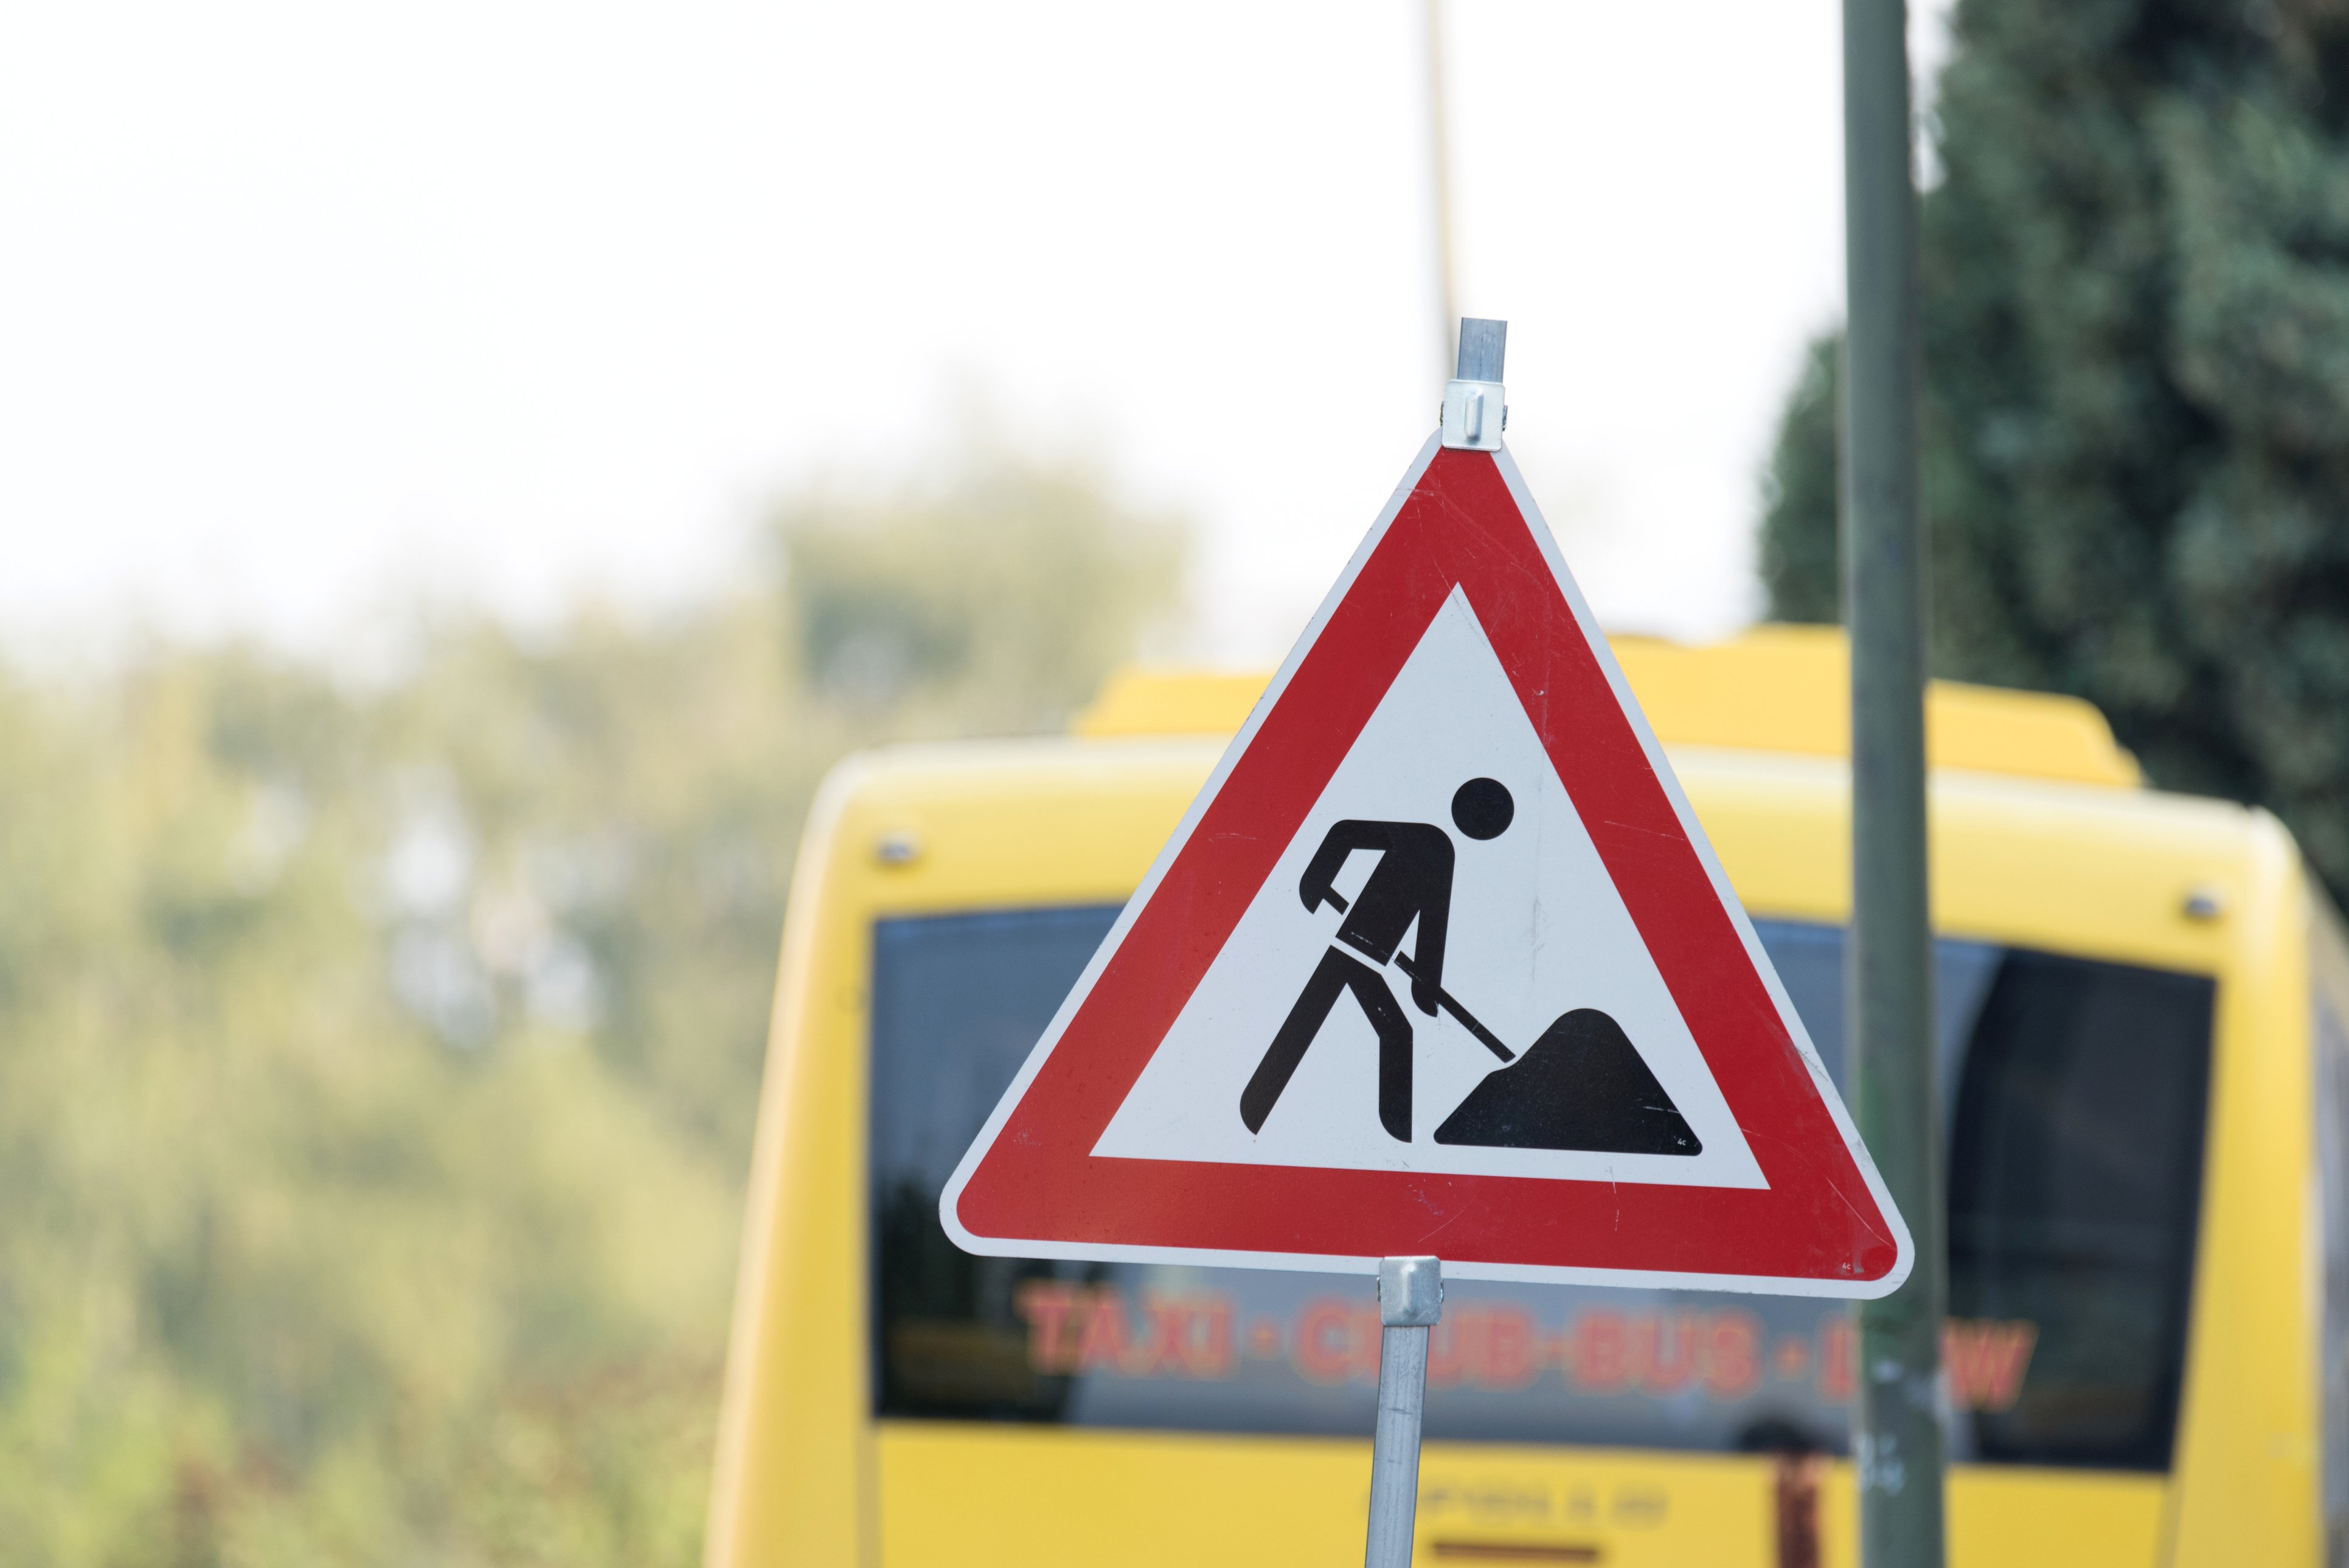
[1306,889,1701,1157]
[1389,930,1701,1157]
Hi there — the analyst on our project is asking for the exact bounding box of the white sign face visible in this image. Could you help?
[1094,585,1764,1191]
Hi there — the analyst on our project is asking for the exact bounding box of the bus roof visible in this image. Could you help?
[1070,623,2142,791]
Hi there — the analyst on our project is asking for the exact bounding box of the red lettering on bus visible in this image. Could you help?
[1943,1319,2036,1413]
[1428,1312,1470,1388]
[1483,1308,1539,1389]
[1703,1312,1760,1398]
[1575,1312,1633,1390]
[1294,1299,1361,1385]
[1134,1296,1187,1375]
[1135,1294,1234,1377]
[1073,1289,1131,1371]
[1817,1316,1855,1403]
[1195,1297,1235,1377]
[1015,1280,1081,1373]
[1017,1288,1238,1381]
[1635,1313,1699,1393]
[1353,1306,1382,1381]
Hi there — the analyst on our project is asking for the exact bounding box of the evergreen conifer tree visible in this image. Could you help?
[1760,0,2349,895]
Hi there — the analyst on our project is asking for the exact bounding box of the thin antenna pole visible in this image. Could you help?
[1421,0,1459,387]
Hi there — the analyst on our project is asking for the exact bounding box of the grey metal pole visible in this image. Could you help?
[1454,319,1504,384]
[1363,1256,1440,1568]
[1420,0,1459,386]
[1841,0,1946,1565]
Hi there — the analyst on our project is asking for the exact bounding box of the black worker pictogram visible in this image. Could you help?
[1238,775,1702,1155]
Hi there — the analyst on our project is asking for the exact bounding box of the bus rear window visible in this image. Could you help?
[870,909,2212,1471]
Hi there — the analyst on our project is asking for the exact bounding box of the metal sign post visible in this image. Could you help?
[1841,0,1949,1564]
[1364,1257,1442,1568]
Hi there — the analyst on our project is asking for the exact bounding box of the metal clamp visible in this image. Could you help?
[1440,317,1508,451]
[1377,1255,1443,1327]
[1441,380,1504,449]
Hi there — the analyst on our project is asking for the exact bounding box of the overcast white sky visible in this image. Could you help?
[0,0,1951,666]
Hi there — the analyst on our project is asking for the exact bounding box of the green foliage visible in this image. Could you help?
[778,455,1185,730]
[1757,336,1843,628]
[0,451,1185,1565]
[1757,0,2349,894]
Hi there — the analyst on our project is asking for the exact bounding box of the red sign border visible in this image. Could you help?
[943,443,1908,1294]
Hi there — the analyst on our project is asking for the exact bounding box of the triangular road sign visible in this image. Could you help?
[941,437,1912,1297]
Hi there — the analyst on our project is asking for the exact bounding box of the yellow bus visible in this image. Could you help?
[706,625,2349,1568]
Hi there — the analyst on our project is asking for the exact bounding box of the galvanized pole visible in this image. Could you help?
[1363,1257,1441,1568]
[1420,0,1459,387]
[1841,0,1946,1565]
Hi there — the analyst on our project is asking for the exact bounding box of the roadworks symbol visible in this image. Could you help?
[1242,774,1699,1157]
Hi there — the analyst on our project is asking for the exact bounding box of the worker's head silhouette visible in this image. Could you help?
[1451,777,1514,840]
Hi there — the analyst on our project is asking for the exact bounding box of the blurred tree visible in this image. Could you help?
[1757,336,1843,629]
[777,450,1186,730]
[0,448,1185,1565]
[1758,0,2349,895]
